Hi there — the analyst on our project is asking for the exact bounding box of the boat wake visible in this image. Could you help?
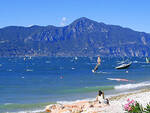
[107,78,133,82]
[93,71,110,74]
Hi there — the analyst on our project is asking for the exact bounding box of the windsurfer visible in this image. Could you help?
[92,56,101,72]
[146,57,150,63]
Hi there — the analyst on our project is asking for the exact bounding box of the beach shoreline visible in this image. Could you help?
[43,88,150,113]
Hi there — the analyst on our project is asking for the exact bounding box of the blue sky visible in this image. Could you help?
[0,0,150,33]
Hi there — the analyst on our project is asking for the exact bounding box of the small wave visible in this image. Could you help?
[117,61,125,64]
[115,81,150,90]
[26,69,33,72]
[45,61,51,63]
[7,69,12,71]
[4,103,13,105]
[138,61,148,64]
[133,60,138,63]
[0,102,55,113]
[94,71,109,74]
[57,98,95,105]
[59,67,64,69]
[141,65,150,67]
[6,109,45,113]
[62,86,114,94]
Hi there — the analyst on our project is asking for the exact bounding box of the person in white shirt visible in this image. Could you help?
[96,90,109,105]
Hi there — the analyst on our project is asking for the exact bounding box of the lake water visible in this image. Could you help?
[0,57,150,112]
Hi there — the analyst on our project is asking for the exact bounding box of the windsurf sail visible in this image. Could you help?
[146,57,150,63]
[92,64,100,72]
[92,56,101,72]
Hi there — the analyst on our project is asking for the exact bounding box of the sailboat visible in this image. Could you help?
[146,57,150,63]
[29,56,32,59]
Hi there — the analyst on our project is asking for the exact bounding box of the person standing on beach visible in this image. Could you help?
[92,56,101,72]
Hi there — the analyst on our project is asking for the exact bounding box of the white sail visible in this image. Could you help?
[146,57,150,63]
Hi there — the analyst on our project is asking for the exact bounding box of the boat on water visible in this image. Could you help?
[146,57,150,63]
[115,62,132,69]
[74,56,78,60]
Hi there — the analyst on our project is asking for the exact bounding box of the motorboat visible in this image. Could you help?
[115,62,132,69]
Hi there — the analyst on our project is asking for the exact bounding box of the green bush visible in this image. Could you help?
[124,99,150,113]
[144,104,150,113]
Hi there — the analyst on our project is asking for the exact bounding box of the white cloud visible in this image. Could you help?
[60,17,67,26]
[62,17,66,21]
[27,24,34,27]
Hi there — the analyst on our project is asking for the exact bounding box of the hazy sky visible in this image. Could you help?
[0,0,150,33]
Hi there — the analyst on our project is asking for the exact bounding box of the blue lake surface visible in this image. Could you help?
[0,57,150,112]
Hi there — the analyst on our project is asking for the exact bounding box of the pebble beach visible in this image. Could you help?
[44,88,150,113]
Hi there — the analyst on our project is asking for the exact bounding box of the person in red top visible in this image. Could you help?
[92,56,101,72]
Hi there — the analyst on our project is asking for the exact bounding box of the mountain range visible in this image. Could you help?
[0,17,150,57]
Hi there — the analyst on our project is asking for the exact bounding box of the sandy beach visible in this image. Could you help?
[44,88,150,113]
